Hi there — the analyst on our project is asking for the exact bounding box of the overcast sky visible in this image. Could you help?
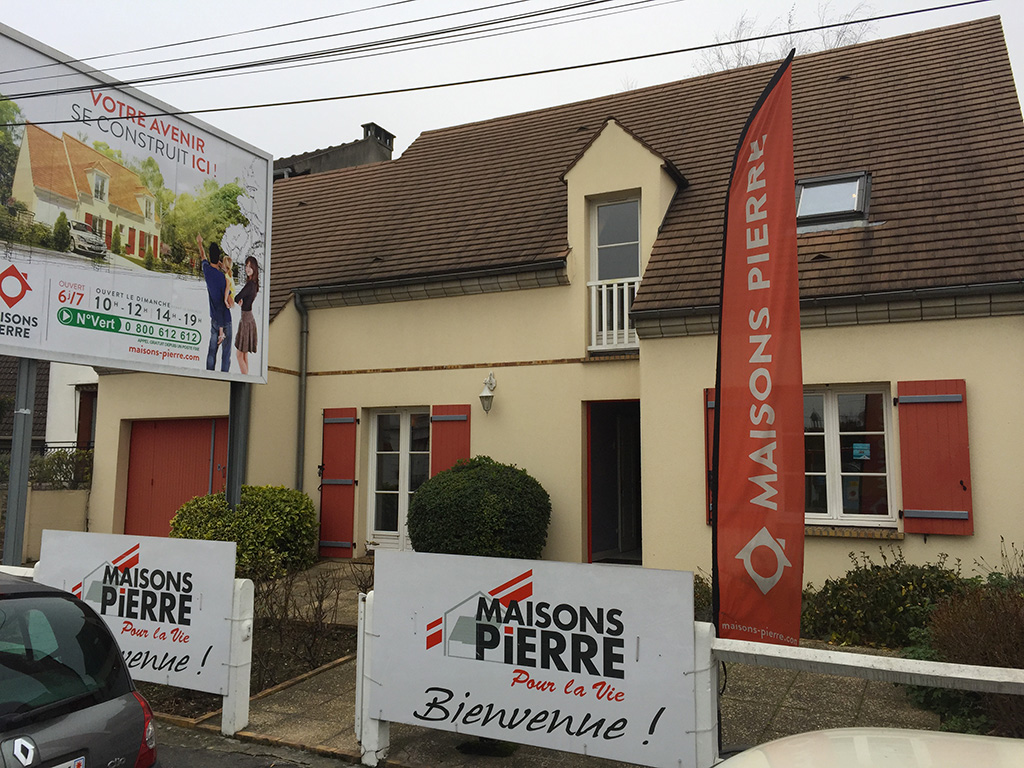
[2,0,1020,159]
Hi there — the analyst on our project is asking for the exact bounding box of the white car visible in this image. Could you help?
[716,728,1024,767]
[69,220,106,257]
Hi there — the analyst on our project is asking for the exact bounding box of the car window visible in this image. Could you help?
[0,594,131,725]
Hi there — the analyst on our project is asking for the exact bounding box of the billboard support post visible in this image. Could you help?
[2,357,37,566]
[227,381,251,509]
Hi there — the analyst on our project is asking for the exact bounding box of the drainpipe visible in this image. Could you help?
[294,291,309,492]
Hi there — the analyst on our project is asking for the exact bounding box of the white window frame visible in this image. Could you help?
[591,197,641,282]
[588,196,641,351]
[804,385,896,527]
[90,171,109,203]
[366,408,430,551]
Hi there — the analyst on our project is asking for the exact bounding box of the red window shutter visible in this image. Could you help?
[430,404,471,476]
[704,387,716,525]
[128,228,135,253]
[105,220,113,248]
[319,407,357,558]
[85,213,93,228]
[897,380,974,536]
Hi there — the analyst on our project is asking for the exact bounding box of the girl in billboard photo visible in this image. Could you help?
[234,256,260,375]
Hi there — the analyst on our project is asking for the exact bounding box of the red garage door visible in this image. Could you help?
[124,418,228,537]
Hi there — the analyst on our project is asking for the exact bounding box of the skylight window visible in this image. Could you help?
[796,172,870,225]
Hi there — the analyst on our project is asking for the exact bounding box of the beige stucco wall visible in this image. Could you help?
[639,314,1024,586]
[89,373,231,533]
[23,488,89,562]
[87,120,1021,587]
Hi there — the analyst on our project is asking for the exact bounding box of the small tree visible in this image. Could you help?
[52,212,71,252]
[170,485,318,581]
[407,456,551,559]
[110,224,122,255]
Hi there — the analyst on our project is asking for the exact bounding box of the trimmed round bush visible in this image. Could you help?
[170,485,317,580]
[407,456,550,559]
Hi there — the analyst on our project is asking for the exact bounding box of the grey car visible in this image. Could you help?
[69,220,106,257]
[0,572,159,768]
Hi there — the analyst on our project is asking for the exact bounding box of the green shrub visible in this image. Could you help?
[170,485,317,580]
[29,449,92,489]
[923,573,1024,736]
[407,456,550,559]
[801,548,968,647]
[693,571,712,623]
[110,224,122,255]
[903,626,991,734]
[52,212,71,252]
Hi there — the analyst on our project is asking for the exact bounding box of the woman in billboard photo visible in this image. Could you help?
[234,256,260,375]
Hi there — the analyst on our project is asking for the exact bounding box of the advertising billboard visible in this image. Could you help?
[35,531,237,694]
[0,24,271,383]
[372,551,697,768]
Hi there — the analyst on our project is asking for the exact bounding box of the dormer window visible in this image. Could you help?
[92,173,108,202]
[589,197,641,351]
[596,200,640,280]
[796,172,869,225]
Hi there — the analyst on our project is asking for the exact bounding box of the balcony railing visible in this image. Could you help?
[588,277,640,351]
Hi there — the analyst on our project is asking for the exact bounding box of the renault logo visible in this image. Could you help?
[735,526,792,595]
[12,736,36,767]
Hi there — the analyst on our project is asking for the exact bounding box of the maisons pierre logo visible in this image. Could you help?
[425,568,627,680]
[72,542,195,627]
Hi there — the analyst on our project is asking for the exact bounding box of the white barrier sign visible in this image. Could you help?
[371,551,696,768]
[34,531,235,694]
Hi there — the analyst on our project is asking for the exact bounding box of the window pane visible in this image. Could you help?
[597,202,638,246]
[798,179,860,218]
[805,434,826,473]
[376,454,399,492]
[842,476,889,516]
[409,454,430,492]
[375,493,399,531]
[840,434,886,473]
[804,395,825,432]
[410,413,430,452]
[805,476,828,515]
[376,414,400,452]
[837,393,885,432]
[598,244,639,281]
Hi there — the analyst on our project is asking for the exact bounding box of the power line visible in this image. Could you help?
[1,0,995,131]
[3,0,636,100]
[0,0,425,78]
[0,0,542,88]
[133,0,686,91]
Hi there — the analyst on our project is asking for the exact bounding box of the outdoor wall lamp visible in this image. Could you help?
[479,372,497,413]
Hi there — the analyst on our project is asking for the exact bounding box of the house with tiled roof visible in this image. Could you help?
[12,124,160,257]
[87,17,1024,584]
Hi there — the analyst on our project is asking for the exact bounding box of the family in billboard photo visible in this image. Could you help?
[197,234,260,374]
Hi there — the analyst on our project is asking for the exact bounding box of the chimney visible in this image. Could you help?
[362,122,395,153]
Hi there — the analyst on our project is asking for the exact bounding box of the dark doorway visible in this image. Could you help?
[588,400,641,564]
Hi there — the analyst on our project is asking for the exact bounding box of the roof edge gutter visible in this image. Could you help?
[631,280,1024,321]
[291,256,569,299]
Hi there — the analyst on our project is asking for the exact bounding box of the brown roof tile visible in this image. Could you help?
[24,123,76,201]
[268,16,1024,319]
